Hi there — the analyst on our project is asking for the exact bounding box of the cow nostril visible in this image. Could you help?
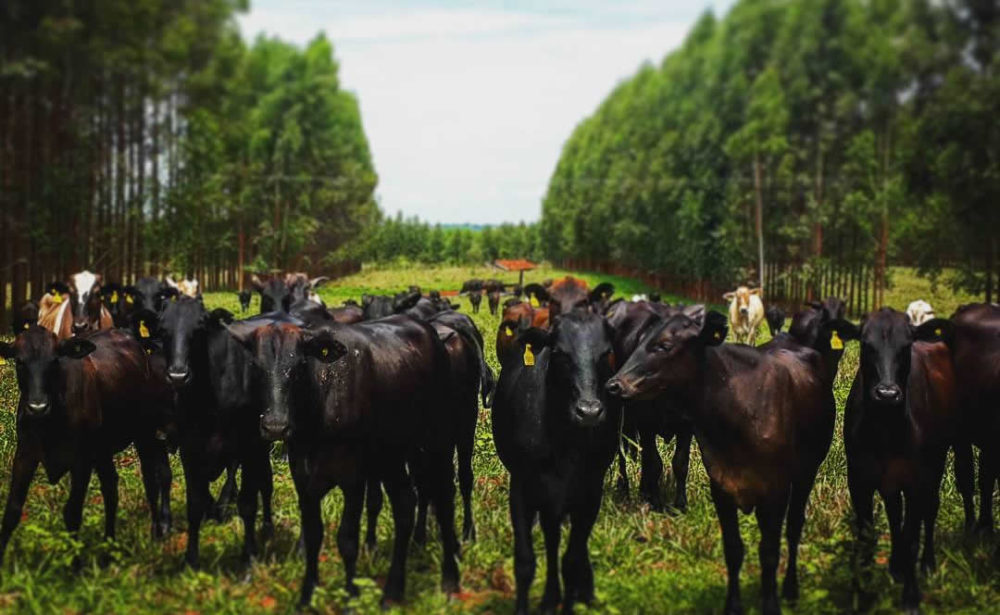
[873,384,902,403]
[167,369,189,383]
[27,401,49,414]
[606,380,623,396]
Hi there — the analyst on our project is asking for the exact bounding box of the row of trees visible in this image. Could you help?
[541,0,998,307]
[358,214,543,265]
[1,0,377,324]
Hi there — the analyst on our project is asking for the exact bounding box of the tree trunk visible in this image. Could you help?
[753,152,765,290]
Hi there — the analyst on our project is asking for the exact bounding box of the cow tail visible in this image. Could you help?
[455,327,495,408]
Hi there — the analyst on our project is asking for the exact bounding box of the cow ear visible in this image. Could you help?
[723,291,735,301]
[683,303,706,325]
[523,283,549,302]
[361,294,374,307]
[821,318,860,347]
[309,276,330,289]
[302,331,348,363]
[805,301,823,310]
[750,288,762,296]
[393,291,421,312]
[590,282,615,302]
[57,338,97,360]
[205,308,234,329]
[913,318,953,346]
[517,327,551,349]
[131,309,160,339]
[698,311,728,346]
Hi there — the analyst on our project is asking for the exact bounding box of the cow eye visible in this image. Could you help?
[656,341,673,352]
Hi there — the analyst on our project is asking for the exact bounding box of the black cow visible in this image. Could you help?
[468,290,483,313]
[0,327,173,565]
[11,301,38,334]
[488,289,502,315]
[845,309,957,613]
[152,298,278,569]
[123,276,175,315]
[251,274,290,313]
[950,303,1000,534]
[360,292,420,321]
[524,277,614,318]
[493,311,621,615]
[606,299,698,511]
[607,311,835,615]
[238,289,252,312]
[228,318,461,607]
[460,279,484,293]
[765,306,785,337]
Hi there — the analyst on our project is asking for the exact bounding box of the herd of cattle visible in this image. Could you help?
[0,269,997,614]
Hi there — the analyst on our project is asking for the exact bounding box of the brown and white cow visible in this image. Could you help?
[37,271,113,340]
[724,286,764,346]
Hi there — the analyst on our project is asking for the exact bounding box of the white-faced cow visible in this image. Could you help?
[724,286,764,345]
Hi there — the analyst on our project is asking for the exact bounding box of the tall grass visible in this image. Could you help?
[0,265,994,613]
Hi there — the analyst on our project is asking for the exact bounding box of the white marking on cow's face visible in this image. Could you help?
[72,270,99,307]
[906,300,935,325]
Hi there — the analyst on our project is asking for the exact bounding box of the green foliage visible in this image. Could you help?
[542,0,999,300]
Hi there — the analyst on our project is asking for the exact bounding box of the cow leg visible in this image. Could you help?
[413,487,430,547]
[510,476,537,615]
[538,510,562,614]
[382,463,416,605]
[848,475,877,610]
[638,428,664,510]
[885,490,904,582]
[754,490,789,615]
[921,453,948,575]
[976,446,996,535]
[364,475,383,551]
[0,448,38,563]
[297,490,324,607]
[953,441,976,534]
[783,475,816,602]
[211,461,238,522]
[338,480,365,597]
[180,452,212,568]
[427,451,461,594]
[710,481,745,615]
[237,453,262,569]
[259,452,274,542]
[458,396,477,542]
[900,489,924,614]
[562,484,601,612]
[135,438,170,539]
[671,429,693,513]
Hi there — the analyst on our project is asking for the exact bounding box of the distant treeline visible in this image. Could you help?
[541,0,998,306]
[358,213,542,265]
[1,1,377,322]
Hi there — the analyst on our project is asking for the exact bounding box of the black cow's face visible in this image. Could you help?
[607,311,727,401]
[230,324,347,441]
[0,326,95,417]
[157,297,207,386]
[521,312,617,427]
[123,277,172,314]
[254,278,290,314]
[859,309,951,407]
[361,294,395,320]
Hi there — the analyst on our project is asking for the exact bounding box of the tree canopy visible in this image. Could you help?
[541,0,998,306]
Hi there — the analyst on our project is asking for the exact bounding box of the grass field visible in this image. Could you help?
[0,264,995,614]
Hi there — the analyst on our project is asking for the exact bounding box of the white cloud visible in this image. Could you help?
[238,3,716,224]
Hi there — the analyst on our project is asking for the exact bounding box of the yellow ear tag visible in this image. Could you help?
[111,290,119,303]
[714,331,722,340]
[125,294,134,305]
[0,357,6,365]
[145,348,152,355]
[529,294,539,307]
[139,321,150,339]
[23,322,29,330]
[830,330,843,350]
[504,326,513,337]
[52,291,63,304]
[321,347,329,357]
[934,328,942,337]
[523,343,535,366]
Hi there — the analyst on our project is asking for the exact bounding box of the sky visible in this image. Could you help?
[238,1,735,225]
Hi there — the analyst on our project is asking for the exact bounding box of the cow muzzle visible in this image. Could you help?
[260,413,291,441]
[26,400,50,416]
[166,368,191,386]
[572,399,605,427]
[872,383,903,405]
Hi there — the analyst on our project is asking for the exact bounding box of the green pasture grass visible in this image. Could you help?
[0,265,995,613]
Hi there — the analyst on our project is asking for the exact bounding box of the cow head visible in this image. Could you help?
[156,297,222,387]
[723,286,761,319]
[229,323,348,441]
[606,311,728,402]
[858,308,952,407]
[905,299,935,326]
[518,311,617,427]
[0,326,96,417]
[68,270,103,334]
[12,301,39,335]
